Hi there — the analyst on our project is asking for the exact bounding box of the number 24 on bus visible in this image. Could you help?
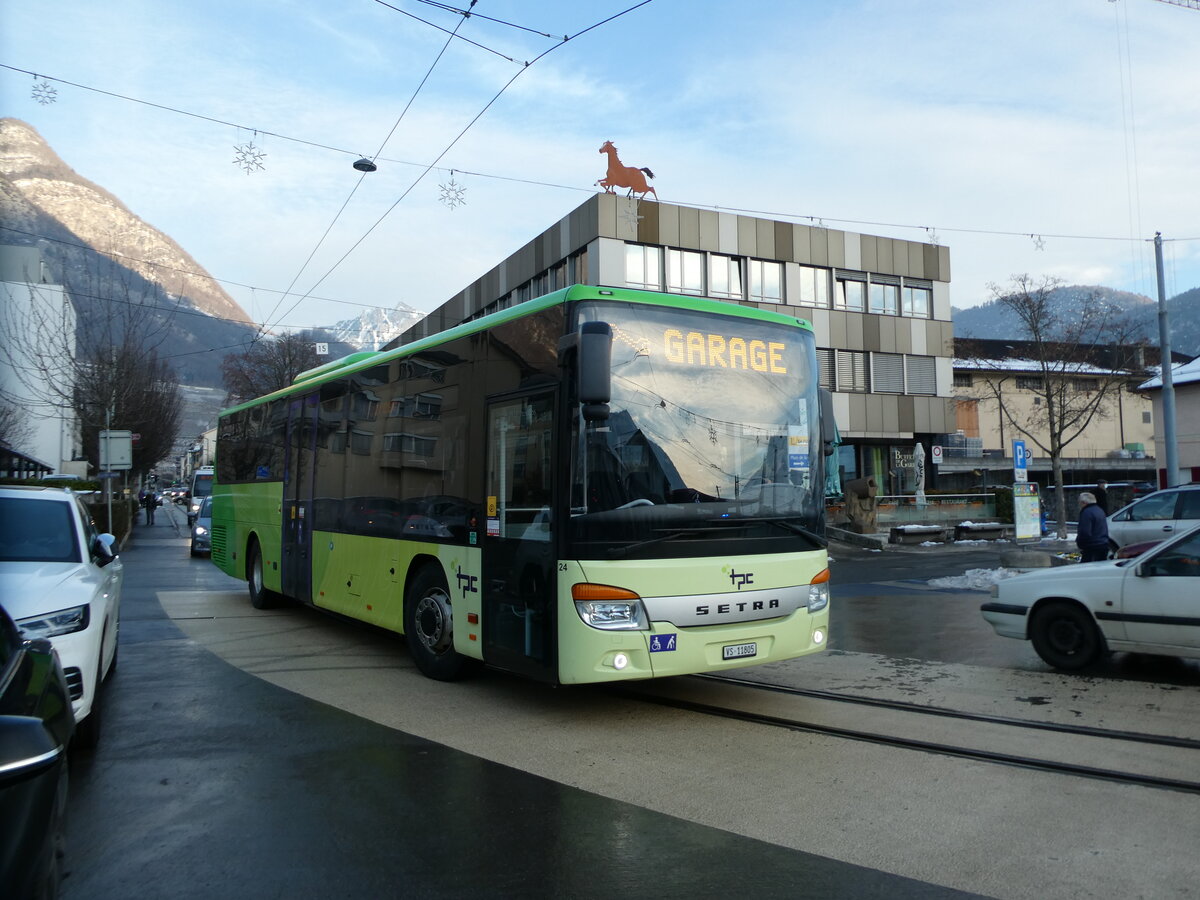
[212,285,836,685]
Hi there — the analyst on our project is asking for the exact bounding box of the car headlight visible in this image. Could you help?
[193,526,208,537]
[572,584,648,631]
[17,604,90,639]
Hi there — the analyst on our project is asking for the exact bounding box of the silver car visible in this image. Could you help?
[1106,484,1200,551]
[190,495,213,557]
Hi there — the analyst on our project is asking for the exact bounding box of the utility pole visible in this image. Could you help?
[1153,233,1180,486]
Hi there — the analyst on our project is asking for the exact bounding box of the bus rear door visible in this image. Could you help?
[482,389,557,681]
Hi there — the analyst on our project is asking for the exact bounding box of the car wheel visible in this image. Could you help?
[404,565,478,681]
[248,541,280,610]
[73,664,104,751]
[1030,601,1104,670]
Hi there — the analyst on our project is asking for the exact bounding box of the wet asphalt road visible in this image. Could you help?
[57,509,1196,898]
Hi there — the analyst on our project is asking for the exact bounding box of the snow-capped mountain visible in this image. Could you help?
[328,305,425,351]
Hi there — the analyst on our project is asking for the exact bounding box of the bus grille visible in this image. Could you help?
[212,524,227,563]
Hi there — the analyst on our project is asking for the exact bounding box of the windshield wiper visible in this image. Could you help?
[605,525,731,559]
[724,516,825,548]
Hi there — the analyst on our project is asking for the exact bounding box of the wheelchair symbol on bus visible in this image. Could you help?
[649,634,677,653]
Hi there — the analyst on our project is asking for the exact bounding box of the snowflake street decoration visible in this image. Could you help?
[925,227,940,246]
[31,79,57,105]
[233,141,267,175]
[619,199,643,231]
[1031,234,1046,251]
[438,171,466,210]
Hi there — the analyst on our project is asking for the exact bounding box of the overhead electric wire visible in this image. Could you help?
[256,0,480,336]
[266,0,655,330]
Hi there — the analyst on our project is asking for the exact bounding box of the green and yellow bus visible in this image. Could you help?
[212,285,833,683]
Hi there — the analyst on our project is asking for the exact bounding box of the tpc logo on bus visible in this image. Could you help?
[724,565,754,590]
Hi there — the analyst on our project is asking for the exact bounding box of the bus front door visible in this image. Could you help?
[281,393,318,603]
[482,390,557,681]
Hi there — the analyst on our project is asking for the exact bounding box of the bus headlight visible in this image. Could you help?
[572,583,649,631]
[807,568,831,613]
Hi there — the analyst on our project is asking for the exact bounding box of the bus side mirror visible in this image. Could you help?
[819,388,836,457]
[560,322,612,422]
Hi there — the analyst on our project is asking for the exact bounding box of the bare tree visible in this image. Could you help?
[0,257,183,478]
[959,275,1149,537]
[0,400,35,453]
[221,332,321,406]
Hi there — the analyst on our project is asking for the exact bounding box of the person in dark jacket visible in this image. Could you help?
[1075,492,1109,562]
[1093,480,1109,515]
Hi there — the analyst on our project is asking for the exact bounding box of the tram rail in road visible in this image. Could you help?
[616,674,1200,795]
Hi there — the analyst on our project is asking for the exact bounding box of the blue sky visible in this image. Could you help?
[2,0,1198,333]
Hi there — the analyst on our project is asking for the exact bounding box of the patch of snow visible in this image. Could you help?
[929,568,1022,590]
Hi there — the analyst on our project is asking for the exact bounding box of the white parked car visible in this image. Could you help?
[0,485,123,749]
[1106,483,1200,551]
[981,524,1200,670]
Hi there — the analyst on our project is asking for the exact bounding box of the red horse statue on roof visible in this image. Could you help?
[597,141,657,200]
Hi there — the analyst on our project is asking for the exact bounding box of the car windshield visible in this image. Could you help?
[200,496,213,516]
[567,301,824,559]
[0,497,81,563]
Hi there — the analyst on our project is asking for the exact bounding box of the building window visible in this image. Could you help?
[388,394,442,419]
[872,352,904,393]
[816,348,835,390]
[1073,378,1100,392]
[869,277,900,315]
[1142,411,1152,424]
[953,372,973,387]
[793,265,830,308]
[834,272,866,312]
[708,253,743,299]
[906,355,936,395]
[383,433,436,457]
[749,259,783,303]
[902,282,932,318]
[836,350,870,392]
[350,430,373,455]
[1016,376,1044,391]
[667,249,705,296]
[625,244,662,290]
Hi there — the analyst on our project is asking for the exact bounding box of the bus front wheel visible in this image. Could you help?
[405,565,477,681]
[248,541,280,610]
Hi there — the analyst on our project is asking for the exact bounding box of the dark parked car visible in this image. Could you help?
[0,604,75,899]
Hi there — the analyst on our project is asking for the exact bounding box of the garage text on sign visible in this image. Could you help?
[662,329,788,374]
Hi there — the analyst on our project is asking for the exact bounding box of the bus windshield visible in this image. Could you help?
[569,301,824,558]
[192,472,213,498]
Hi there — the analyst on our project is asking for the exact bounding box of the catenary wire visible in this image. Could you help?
[254,1,479,336]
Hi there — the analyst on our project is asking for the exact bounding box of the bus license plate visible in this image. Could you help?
[722,641,757,660]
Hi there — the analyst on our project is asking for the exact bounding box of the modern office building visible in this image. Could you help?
[395,194,955,496]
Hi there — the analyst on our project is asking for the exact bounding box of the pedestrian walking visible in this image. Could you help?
[1075,492,1109,563]
[1093,479,1109,515]
[142,488,157,525]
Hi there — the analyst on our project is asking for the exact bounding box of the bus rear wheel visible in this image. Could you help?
[405,565,477,681]
[248,541,280,610]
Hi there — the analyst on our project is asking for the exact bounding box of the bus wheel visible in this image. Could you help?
[248,541,279,610]
[405,566,476,681]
